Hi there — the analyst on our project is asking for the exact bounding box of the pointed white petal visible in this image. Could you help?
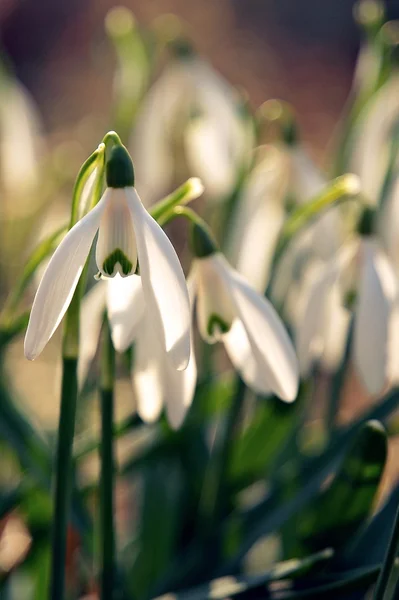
[378,174,399,272]
[184,114,236,200]
[96,188,137,277]
[296,264,332,376]
[221,258,299,401]
[194,255,236,343]
[24,196,107,360]
[296,241,357,375]
[126,188,191,370]
[78,281,107,387]
[224,319,272,396]
[129,64,185,205]
[354,239,398,395]
[164,337,197,429]
[132,316,196,428]
[389,300,399,385]
[350,75,399,202]
[106,274,145,352]
[227,146,288,292]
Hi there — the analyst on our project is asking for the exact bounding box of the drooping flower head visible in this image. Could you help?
[24,143,191,371]
[189,221,299,402]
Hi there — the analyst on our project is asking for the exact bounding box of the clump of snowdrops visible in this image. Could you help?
[1,2,399,600]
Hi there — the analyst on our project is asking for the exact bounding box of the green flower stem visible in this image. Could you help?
[326,320,354,432]
[266,174,360,297]
[50,269,87,600]
[280,174,360,244]
[373,503,399,600]
[49,355,79,600]
[99,318,116,600]
[150,178,204,222]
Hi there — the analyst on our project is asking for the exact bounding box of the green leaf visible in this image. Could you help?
[129,461,184,599]
[287,420,387,557]
[229,394,302,490]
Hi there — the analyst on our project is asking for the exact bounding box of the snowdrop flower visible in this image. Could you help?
[189,223,299,402]
[297,210,398,395]
[130,42,251,205]
[79,276,196,429]
[24,144,191,371]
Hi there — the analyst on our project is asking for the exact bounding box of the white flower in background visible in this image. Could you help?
[350,74,399,204]
[79,276,196,430]
[190,223,299,402]
[226,145,289,293]
[130,42,252,205]
[0,71,43,200]
[297,217,398,395]
[24,145,191,371]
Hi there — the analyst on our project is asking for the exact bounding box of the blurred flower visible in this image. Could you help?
[270,143,344,322]
[24,146,191,371]
[0,67,44,199]
[130,44,252,205]
[79,275,196,429]
[297,232,398,395]
[350,74,399,205]
[190,226,299,401]
[226,145,289,293]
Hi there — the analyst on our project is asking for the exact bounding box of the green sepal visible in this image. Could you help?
[106,144,135,188]
[190,221,218,258]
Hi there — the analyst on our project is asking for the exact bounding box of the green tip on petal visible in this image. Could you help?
[357,207,376,236]
[106,145,135,188]
[190,221,218,258]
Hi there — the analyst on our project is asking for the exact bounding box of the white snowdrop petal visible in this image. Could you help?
[223,320,272,396]
[78,281,107,387]
[164,338,197,430]
[132,316,196,428]
[126,188,191,370]
[195,255,236,344]
[129,64,186,205]
[296,266,332,376]
[320,284,350,373]
[185,115,236,200]
[107,274,145,352]
[96,188,137,278]
[24,195,108,360]
[224,261,299,402]
[354,239,398,395]
[351,75,399,202]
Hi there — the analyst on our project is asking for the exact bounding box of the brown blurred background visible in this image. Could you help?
[1,0,399,157]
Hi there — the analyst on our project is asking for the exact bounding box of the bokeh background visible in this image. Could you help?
[2,0,399,152]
